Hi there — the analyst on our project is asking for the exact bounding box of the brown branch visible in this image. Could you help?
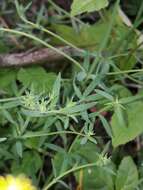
[0,46,83,67]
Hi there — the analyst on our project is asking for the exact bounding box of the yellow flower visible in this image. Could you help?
[0,175,37,190]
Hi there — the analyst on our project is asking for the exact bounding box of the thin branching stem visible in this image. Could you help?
[0,28,85,71]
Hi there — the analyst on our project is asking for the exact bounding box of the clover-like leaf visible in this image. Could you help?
[17,67,56,93]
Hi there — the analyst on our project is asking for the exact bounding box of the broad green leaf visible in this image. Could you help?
[11,151,42,177]
[52,23,109,51]
[115,156,138,190]
[117,54,137,71]
[71,0,109,16]
[17,67,56,93]
[53,9,137,69]
[110,84,132,98]
[72,140,100,162]
[52,19,132,52]
[24,137,40,150]
[53,141,115,189]
[76,166,115,190]
[72,141,115,190]
[53,152,70,176]
[0,69,17,89]
[53,141,99,178]
[119,94,143,104]
[111,101,143,147]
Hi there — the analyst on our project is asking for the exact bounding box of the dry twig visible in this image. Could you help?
[0,46,83,67]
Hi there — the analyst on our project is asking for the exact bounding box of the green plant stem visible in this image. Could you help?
[21,130,91,139]
[42,162,98,190]
[108,61,143,85]
[108,52,130,59]
[21,17,82,53]
[15,0,83,53]
[0,96,22,102]
[125,74,143,85]
[0,28,84,71]
[68,128,84,153]
[107,68,143,75]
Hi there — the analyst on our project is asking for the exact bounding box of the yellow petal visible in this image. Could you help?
[0,175,36,190]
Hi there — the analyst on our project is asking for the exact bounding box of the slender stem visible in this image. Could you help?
[21,17,83,53]
[15,1,84,53]
[0,28,84,71]
[42,162,98,190]
[107,68,143,75]
[125,74,143,85]
[0,96,22,102]
[22,130,88,139]
[108,52,129,59]
[108,61,143,84]
[68,128,84,153]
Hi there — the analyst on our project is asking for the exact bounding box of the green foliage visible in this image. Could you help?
[0,66,57,96]
[76,166,115,190]
[0,69,17,89]
[111,101,143,147]
[11,151,42,177]
[71,0,109,16]
[52,10,137,70]
[52,23,109,50]
[73,141,115,190]
[110,84,132,98]
[115,156,138,190]
[53,140,115,189]
[17,67,56,93]
[0,0,143,190]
